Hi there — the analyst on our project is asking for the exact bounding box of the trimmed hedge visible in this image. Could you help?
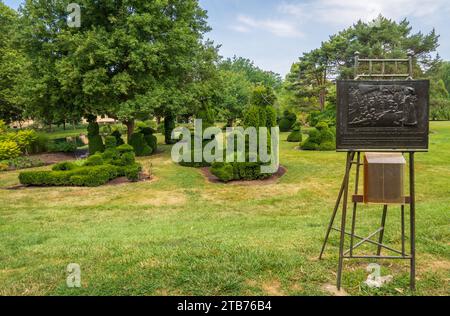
[19,141,143,187]
[211,161,272,183]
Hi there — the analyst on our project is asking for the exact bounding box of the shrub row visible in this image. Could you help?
[19,163,142,187]
[211,161,272,183]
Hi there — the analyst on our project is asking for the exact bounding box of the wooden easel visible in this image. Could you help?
[318,151,416,290]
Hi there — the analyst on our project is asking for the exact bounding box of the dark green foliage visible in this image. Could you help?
[47,141,77,153]
[104,136,117,149]
[265,106,277,130]
[18,135,143,187]
[179,149,212,168]
[129,133,153,157]
[301,121,336,151]
[26,133,49,154]
[164,113,176,145]
[52,161,78,171]
[102,148,120,164]
[123,163,142,182]
[287,130,302,143]
[117,144,134,154]
[84,154,104,166]
[144,134,158,153]
[211,162,234,182]
[279,110,297,132]
[115,151,136,167]
[211,161,272,182]
[19,165,120,187]
[307,106,336,127]
[197,104,215,130]
[87,120,104,155]
[111,130,125,146]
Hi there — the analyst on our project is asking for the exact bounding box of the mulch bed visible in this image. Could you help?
[200,165,287,185]
[29,152,78,165]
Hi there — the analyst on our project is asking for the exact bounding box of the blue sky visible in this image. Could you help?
[5,0,450,77]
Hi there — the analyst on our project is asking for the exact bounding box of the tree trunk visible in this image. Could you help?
[124,120,135,142]
[227,118,234,127]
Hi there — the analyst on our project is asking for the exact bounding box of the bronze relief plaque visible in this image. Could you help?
[336,80,429,151]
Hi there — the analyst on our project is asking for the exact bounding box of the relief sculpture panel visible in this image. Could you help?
[337,80,429,151]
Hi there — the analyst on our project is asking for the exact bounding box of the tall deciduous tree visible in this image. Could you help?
[0,2,28,125]
[20,0,215,139]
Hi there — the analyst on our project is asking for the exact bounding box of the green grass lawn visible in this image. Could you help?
[0,122,448,296]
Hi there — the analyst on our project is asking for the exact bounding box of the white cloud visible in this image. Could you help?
[231,14,304,38]
[279,0,450,26]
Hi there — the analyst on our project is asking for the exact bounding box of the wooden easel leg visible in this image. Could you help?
[409,152,416,291]
[401,205,405,256]
[337,152,353,290]
[350,152,361,257]
[377,205,388,256]
[319,152,355,260]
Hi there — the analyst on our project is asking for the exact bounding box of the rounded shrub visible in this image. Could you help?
[129,133,153,157]
[84,153,104,166]
[117,144,134,153]
[211,162,235,182]
[144,134,157,153]
[287,130,302,143]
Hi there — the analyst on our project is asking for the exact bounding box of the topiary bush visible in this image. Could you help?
[279,110,297,132]
[287,123,302,142]
[211,161,273,183]
[84,153,104,166]
[19,139,143,187]
[87,119,104,155]
[129,132,153,157]
[287,130,302,143]
[111,130,125,146]
[19,164,120,187]
[211,162,234,182]
[52,161,79,171]
[164,113,176,145]
[104,136,117,149]
[301,121,336,151]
